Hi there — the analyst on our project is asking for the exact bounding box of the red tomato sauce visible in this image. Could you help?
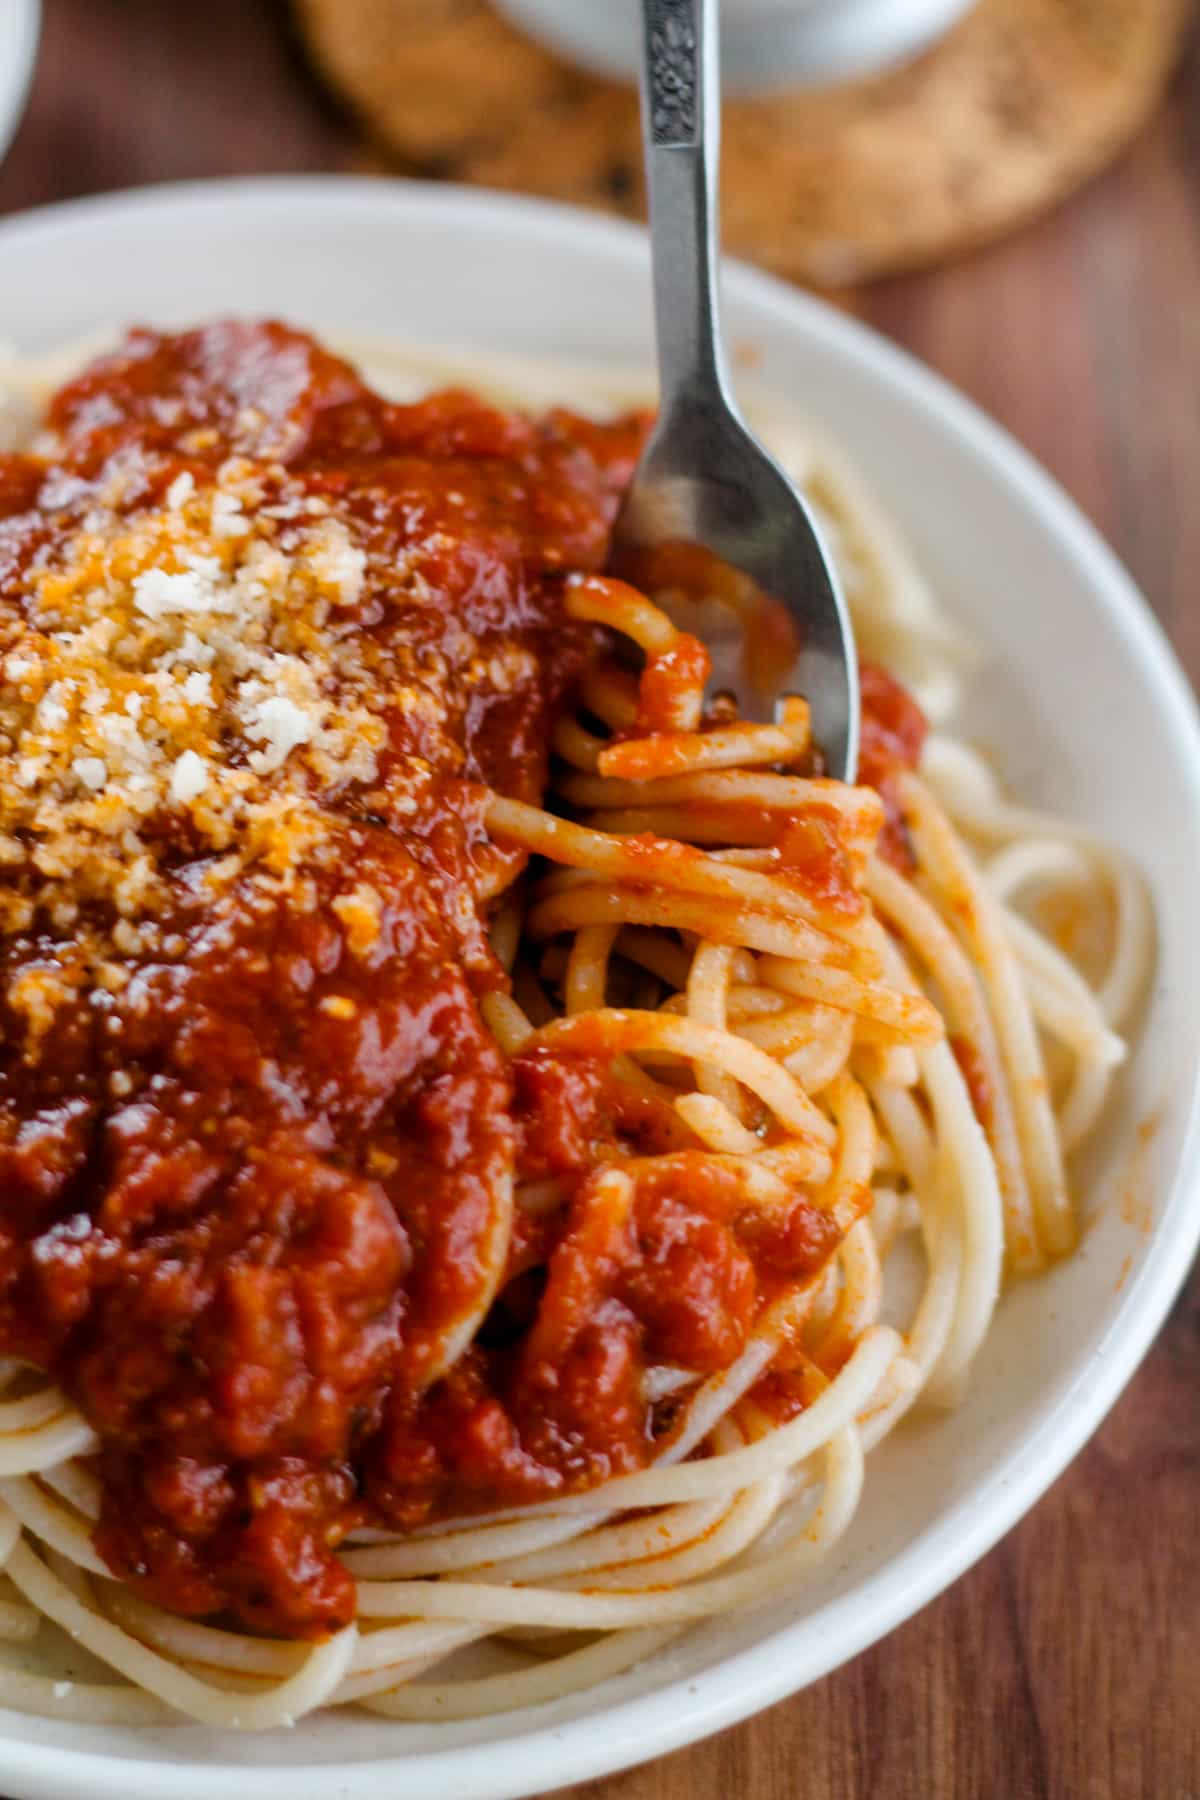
[950,1035,994,1127]
[0,325,853,1640]
[857,662,928,866]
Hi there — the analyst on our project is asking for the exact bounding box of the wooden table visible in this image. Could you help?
[0,4,1196,1795]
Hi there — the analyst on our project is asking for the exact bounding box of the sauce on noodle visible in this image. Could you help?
[0,324,915,1639]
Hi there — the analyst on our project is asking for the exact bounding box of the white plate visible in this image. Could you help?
[0,0,39,165]
[0,178,1196,1800]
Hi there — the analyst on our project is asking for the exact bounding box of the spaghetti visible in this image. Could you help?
[0,324,1150,1729]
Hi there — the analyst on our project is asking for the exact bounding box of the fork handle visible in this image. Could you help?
[639,0,732,418]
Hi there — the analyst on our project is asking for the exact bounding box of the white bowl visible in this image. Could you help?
[494,0,977,89]
[0,0,39,163]
[0,177,1196,1800]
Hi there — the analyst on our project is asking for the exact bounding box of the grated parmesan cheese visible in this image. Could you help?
[72,756,108,791]
[170,748,210,805]
[211,490,249,538]
[242,693,318,771]
[308,522,367,606]
[166,470,194,510]
[332,883,384,957]
[0,465,388,951]
[133,564,228,619]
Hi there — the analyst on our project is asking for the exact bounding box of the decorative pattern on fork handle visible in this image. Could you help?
[646,0,698,146]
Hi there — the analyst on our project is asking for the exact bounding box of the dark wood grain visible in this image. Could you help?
[0,5,1196,1796]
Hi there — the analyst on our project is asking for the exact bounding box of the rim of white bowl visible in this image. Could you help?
[0,176,1193,1800]
[0,0,40,165]
[494,0,977,90]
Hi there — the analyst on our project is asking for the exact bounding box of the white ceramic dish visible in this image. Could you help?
[0,0,39,165]
[0,177,1195,1800]
[495,0,976,90]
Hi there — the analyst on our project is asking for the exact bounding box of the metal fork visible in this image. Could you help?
[615,0,859,779]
